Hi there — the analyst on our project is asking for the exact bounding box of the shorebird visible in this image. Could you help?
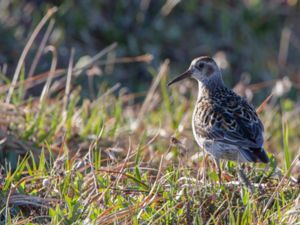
[168,56,269,184]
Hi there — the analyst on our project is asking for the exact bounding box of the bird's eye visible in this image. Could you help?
[197,63,204,69]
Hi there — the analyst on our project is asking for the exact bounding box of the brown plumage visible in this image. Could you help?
[168,56,269,183]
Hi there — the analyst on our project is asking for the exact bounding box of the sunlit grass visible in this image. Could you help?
[0,57,299,224]
[0,13,299,222]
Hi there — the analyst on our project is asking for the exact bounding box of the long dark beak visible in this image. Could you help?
[167,69,192,86]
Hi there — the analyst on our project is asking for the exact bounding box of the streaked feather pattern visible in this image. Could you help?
[168,56,269,164]
[193,86,268,163]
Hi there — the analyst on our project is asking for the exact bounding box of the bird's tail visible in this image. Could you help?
[241,147,269,163]
[252,147,269,163]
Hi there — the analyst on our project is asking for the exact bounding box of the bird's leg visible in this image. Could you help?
[201,152,208,183]
[214,158,222,185]
[237,163,254,194]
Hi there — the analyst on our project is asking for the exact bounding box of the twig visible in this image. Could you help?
[135,59,169,128]
[0,48,152,96]
[73,42,117,75]
[115,137,132,185]
[83,127,105,207]
[248,80,277,92]
[5,7,57,104]
[262,153,300,215]
[63,48,75,114]
[97,54,153,66]
[27,19,55,91]
[0,43,117,95]
[40,45,57,103]
[137,155,164,219]
[256,92,273,114]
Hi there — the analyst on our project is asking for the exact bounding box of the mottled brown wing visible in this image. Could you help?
[193,94,264,149]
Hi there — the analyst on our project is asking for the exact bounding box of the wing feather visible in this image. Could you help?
[193,88,264,149]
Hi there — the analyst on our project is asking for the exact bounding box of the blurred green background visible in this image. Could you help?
[0,0,300,103]
[1,2,300,224]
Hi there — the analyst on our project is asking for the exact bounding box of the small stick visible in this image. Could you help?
[256,93,273,114]
[5,7,58,104]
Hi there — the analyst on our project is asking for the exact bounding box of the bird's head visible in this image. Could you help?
[168,56,222,87]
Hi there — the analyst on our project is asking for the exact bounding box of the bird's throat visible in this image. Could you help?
[197,75,224,99]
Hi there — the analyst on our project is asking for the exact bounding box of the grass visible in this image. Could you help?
[1,10,300,225]
[0,57,300,224]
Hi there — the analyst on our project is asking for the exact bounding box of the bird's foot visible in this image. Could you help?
[237,168,254,194]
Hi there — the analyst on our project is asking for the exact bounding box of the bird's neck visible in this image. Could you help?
[197,75,224,99]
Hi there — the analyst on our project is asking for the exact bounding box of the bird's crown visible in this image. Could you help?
[190,56,219,77]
